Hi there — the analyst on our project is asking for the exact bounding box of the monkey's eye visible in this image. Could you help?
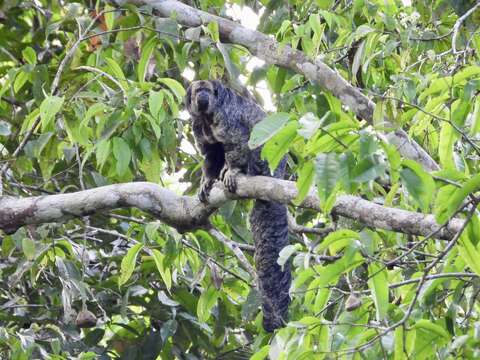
[214,88,218,97]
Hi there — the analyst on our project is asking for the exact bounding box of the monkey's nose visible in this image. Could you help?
[197,95,209,111]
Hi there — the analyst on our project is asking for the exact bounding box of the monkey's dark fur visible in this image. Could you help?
[186,80,291,332]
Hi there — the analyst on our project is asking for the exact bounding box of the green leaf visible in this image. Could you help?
[119,243,143,286]
[14,70,29,93]
[138,37,157,84]
[82,103,106,127]
[338,152,355,192]
[368,263,389,321]
[295,316,322,327]
[352,40,366,83]
[22,47,36,65]
[313,288,331,313]
[206,21,219,42]
[451,99,471,127]
[242,289,261,321]
[261,121,298,172]
[112,137,131,177]
[352,156,385,183]
[298,112,327,139]
[151,249,172,291]
[277,244,302,269]
[310,246,363,291]
[251,345,270,360]
[418,77,451,102]
[315,153,339,205]
[308,13,323,34]
[140,150,162,182]
[149,90,164,119]
[95,139,111,169]
[216,42,240,85]
[400,160,435,212]
[158,78,186,103]
[436,174,480,223]
[458,232,480,275]
[40,96,64,131]
[453,65,480,84]
[394,327,406,360]
[105,57,128,90]
[104,4,115,30]
[22,238,36,260]
[314,229,359,254]
[144,113,162,140]
[414,320,450,340]
[197,286,218,322]
[294,160,315,205]
[273,68,287,94]
[434,185,457,224]
[470,96,480,135]
[158,290,180,307]
[354,24,374,40]
[248,112,291,149]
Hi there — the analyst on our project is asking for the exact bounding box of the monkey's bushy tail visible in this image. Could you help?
[250,199,290,332]
[249,153,291,332]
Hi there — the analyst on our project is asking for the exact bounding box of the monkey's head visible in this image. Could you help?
[185,80,223,116]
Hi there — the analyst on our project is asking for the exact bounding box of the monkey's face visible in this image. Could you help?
[186,80,218,116]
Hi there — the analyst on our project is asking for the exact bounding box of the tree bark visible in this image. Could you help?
[0,176,462,240]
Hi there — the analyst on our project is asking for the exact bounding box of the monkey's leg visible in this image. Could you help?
[199,143,225,203]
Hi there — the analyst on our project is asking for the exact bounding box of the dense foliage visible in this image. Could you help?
[1,0,480,358]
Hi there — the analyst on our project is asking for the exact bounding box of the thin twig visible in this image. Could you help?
[209,228,257,285]
[452,1,480,54]
[74,66,128,101]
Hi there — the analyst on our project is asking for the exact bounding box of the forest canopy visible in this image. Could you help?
[1,0,480,359]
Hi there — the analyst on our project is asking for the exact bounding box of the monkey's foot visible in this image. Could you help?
[198,178,215,203]
[221,168,240,193]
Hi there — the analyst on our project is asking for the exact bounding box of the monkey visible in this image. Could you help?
[185,80,291,332]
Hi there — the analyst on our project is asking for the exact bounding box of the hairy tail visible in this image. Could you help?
[249,151,291,332]
[251,199,290,331]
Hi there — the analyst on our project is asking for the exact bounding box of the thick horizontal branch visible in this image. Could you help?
[0,176,463,240]
[121,0,439,172]
[0,183,213,235]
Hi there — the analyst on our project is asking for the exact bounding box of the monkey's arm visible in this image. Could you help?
[221,127,252,192]
[198,142,225,203]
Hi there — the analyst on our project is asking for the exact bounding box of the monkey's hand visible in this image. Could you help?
[220,167,241,193]
[199,178,215,203]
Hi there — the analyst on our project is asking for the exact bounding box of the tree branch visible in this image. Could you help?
[120,0,439,171]
[0,176,463,240]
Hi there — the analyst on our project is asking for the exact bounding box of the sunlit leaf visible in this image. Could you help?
[138,37,157,84]
[22,238,36,261]
[368,262,389,321]
[436,174,480,223]
[40,96,64,131]
[104,57,128,90]
[158,78,186,102]
[294,160,315,205]
[22,47,36,65]
[400,160,435,212]
[119,243,143,286]
[248,112,291,149]
[197,286,218,323]
[112,137,131,177]
[315,153,339,205]
[261,121,298,172]
[152,249,172,291]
